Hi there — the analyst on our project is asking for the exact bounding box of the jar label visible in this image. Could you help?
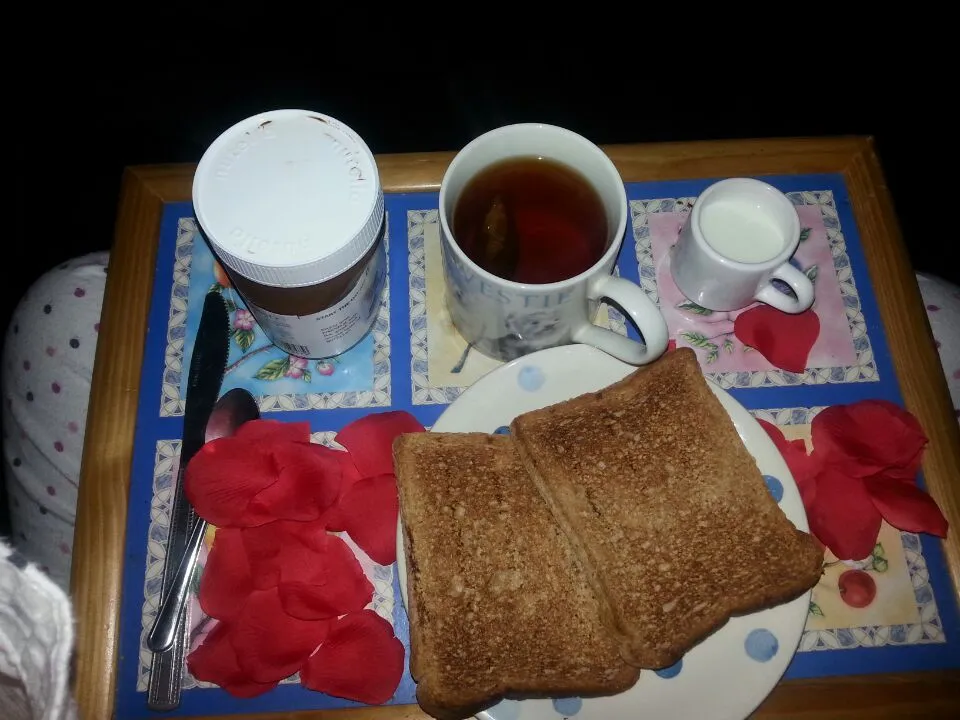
[247,241,386,359]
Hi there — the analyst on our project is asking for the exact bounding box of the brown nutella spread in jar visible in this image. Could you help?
[192,109,386,359]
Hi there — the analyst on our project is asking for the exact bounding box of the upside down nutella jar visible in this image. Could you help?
[193,109,386,359]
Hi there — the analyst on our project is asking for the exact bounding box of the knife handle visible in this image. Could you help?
[148,519,207,652]
[147,609,188,711]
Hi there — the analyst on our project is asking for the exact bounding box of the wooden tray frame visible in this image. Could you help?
[72,137,960,719]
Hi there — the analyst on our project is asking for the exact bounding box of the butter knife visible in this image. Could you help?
[147,291,230,711]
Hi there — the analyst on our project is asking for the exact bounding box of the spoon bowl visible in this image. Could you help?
[205,387,261,443]
[147,387,260,653]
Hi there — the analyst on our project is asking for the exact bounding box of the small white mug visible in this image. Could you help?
[438,123,669,365]
[670,178,814,313]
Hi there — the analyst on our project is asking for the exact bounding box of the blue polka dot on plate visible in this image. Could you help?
[517,365,545,392]
[654,657,683,679]
[763,475,783,503]
[485,698,521,720]
[494,426,511,435]
[552,696,582,716]
[745,628,779,662]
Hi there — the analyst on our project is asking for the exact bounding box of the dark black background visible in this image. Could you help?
[1,35,948,535]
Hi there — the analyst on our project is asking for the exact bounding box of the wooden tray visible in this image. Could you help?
[72,137,960,719]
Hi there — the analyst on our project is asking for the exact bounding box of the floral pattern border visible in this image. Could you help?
[752,406,945,651]
[633,191,879,389]
[159,218,392,417]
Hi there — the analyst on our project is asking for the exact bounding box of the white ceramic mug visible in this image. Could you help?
[438,123,669,365]
[670,178,814,313]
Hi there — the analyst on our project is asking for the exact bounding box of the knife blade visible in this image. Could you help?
[148,290,230,711]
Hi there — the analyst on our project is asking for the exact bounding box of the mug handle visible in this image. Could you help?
[755,262,815,314]
[572,275,669,366]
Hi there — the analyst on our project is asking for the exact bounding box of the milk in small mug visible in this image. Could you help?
[671,178,814,313]
[438,123,668,365]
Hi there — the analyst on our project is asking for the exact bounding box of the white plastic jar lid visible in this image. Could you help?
[193,109,384,288]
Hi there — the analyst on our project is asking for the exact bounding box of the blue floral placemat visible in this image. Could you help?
[114,175,960,718]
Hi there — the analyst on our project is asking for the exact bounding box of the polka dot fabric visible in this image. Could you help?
[2,252,107,591]
[916,273,960,423]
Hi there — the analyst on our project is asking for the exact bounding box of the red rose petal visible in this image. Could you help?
[278,533,373,620]
[199,528,255,621]
[231,587,332,683]
[300,610,405,705]
[279,576,372,622]
[757,418,822,486]
[242,520,331,588]
[326,474,399,565]
[235,418,312,444]
[245,443,342,523]
[734,306,820,373]
[334,449,363,491]
[239,521,374,616]
[240,520,297,590]
[277,528,361,584]
[335,411,425,478]
[303,444,346,510]
[187,622,278,698]
[185,437,277,527]
[807,468,882,560]
[757,418,818,509]
[864,476,949,537]
[794,471,817,514]
[812,401,928,481]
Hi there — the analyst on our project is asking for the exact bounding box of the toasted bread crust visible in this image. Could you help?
[394,432,640,720]
[511,348,824,668]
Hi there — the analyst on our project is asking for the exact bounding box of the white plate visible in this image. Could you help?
[397,344,811,720]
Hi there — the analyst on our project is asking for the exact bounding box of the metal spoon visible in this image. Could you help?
[147,387,260,653]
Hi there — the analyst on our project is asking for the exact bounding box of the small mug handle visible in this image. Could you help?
[755,262,815,314]
[572,275,669,366]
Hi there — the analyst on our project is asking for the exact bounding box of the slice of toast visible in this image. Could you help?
[510,348,824,669]
[394,432,640,720]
